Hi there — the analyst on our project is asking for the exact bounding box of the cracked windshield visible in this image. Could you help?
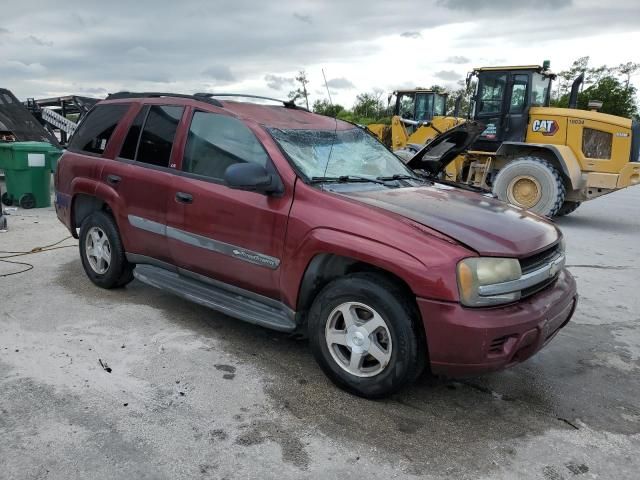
[269,127,416,180]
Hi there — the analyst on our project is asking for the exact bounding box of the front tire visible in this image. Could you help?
[308,273,424,398]
[492,156,566,217]
[79,211,133,289]
[555,200,581,217]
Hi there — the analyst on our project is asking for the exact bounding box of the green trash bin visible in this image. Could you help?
[0,141,62,209]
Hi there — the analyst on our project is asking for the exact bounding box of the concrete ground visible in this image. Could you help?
[1,185,639,480]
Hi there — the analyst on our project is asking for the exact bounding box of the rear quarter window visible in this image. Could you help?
[68,104,130,155]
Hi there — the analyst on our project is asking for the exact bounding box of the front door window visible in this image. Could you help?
[478,73,507,115]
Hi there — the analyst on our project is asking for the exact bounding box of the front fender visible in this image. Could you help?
[280,227,459,310]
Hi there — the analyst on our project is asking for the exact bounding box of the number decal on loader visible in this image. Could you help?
[532,119,559,136]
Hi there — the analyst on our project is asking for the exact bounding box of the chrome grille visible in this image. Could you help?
[520,243,561,275]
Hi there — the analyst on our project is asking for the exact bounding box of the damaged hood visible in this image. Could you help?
[342,185,559,257]
[405,121,485,175]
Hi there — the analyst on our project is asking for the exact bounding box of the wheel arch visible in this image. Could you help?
[296,253,417,315]
[296,252,428,361]
[70,182,123,236]
[496,142,583,191]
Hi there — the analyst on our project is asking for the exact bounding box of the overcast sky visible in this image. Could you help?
[1,0,639,108]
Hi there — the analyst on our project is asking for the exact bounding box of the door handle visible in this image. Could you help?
[175,192,193,204]
[106,174,121,186]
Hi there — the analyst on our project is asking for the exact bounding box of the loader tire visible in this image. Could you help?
[555,201,581,217]
[492,156,565,217]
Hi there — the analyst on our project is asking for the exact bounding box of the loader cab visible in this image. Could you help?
[469,65,555,151]
[392,90,448,134]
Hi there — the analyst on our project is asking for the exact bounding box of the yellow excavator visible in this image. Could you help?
[369,64,640,216]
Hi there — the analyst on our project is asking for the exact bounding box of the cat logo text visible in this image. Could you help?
[531,119,559,136]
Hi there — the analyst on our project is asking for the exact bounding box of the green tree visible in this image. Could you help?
[288,70,310,109]
[312,99,344,117]
[552,75,638,118]
[352,92,384,119]
[617,62,640,90]
[555,56,590,100]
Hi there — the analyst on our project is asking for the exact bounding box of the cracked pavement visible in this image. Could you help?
[1,185,639,479]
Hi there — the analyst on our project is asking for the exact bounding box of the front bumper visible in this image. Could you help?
[418,268,577,377]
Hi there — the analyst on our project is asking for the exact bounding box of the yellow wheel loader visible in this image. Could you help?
[449,64,640,216]
[367,89,463,157]
[372,65,640,217]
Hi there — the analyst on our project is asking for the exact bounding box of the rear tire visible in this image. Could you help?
[555,201,581,217]
[1,192,13,206]
[308,273,424,398]
[19,193,35,209]
[492,156,565,217]
[79,211,133,289]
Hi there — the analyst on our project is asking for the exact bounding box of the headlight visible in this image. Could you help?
[457,257,522,307]
[558,237,566,254]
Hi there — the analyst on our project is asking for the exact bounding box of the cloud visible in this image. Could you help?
[0,0,637,104]
[293,12,312,24]
[126,46,150,57]
[78,87,108,95]
[202,65,235,83]
[265,74,295,90]
[434,70,463,81]
[326,77,355,89]
[1,60,47,74]
[28,35,53,47]
[445,55,470,64]
[437,0,571,11]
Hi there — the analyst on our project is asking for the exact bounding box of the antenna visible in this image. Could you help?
[321,68,339,185]
[322,69,333,106]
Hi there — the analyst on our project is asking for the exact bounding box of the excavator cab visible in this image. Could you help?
[391,90,448,134]
[469,65,555,151]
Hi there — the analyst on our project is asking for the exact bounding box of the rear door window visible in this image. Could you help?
[136,105,184,168]
[69,104,130,155]
[182,112,269,180]
[119,106,149,160]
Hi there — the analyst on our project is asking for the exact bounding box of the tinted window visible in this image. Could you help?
[509,74,528,113]
[183,112,269,180]
[478,74,507,114]
[397,93,416,119]
[434,94,446,116]
[119,106,148,160]
[136,106,184,167]
[531,73,551,107]
[69,104,129,155]
[415,94,434,122]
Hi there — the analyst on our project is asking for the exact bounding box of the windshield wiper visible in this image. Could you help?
[310,175,387,185]
[376,174,419,182]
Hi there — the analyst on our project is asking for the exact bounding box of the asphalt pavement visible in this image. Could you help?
[1,185,639,479]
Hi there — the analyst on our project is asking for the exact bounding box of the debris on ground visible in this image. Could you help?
[98,359,112,373]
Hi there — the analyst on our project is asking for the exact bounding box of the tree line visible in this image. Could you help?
[290,58,639,124]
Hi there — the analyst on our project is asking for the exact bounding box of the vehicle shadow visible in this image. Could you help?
[54,258,630,477]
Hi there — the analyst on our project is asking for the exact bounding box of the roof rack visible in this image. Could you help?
[196,93,306,110]
[106,91,224,107]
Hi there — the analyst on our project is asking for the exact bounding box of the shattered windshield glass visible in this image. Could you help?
[268,127,416,180]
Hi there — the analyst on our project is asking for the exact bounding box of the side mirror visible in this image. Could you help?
[224,163,281,195]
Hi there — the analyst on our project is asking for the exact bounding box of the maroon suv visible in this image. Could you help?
[55,92,577,397]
